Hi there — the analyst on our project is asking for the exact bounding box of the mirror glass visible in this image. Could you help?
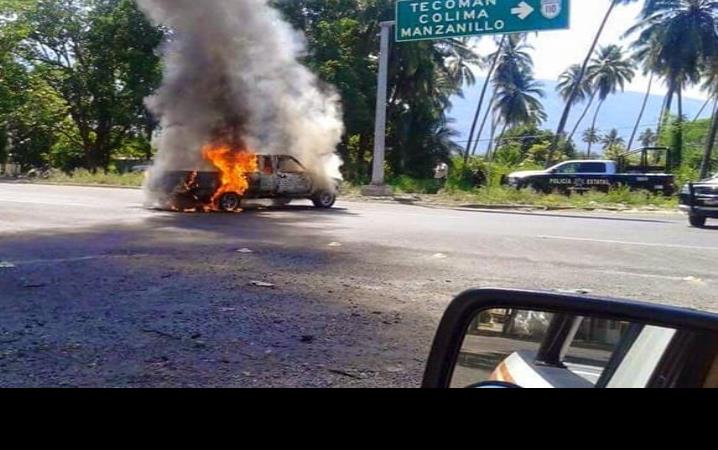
[451,308,718,389]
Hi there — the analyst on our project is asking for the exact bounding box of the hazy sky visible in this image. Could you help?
[473,1,708,100]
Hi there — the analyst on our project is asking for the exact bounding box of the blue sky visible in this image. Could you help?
[471,1,708,100]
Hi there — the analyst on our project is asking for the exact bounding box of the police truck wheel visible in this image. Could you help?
[218,193,242,212]
[312,190,336,209]
[689,215,706,228]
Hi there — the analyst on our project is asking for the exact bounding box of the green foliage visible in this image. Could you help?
[273,0,477,181]
[388,175,440,194]
[438,185,677,210]
[490,124,574,167]
[1,0,163,172]
[667,119,683,171]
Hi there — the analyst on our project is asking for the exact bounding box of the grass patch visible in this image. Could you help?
[439,185,678,210]
[388,175,441,194]
[45,169,145,187]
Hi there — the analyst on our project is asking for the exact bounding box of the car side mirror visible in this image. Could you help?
[422,289,718,389]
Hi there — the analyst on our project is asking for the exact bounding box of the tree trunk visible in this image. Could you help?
[627,73,654,152]
[657,86,675,144]
[694,97,712,122]
[486,114,500,160]
[472,87,498,156]
[548,1,617,168]
[464,35,506,164]
[495,122,509,159]
[568,92,597,143]
[677,85,683,123]
[700,100,718,179]
[588,100,605,158]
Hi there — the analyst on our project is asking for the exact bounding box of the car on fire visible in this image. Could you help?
[147,154,340,212]
[679,172,718,228]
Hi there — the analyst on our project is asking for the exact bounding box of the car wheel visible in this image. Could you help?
[689,215,707,228]
[218,193,242,212]
[312,190,336,209]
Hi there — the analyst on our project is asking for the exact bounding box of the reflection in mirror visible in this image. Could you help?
[451,308,718,389]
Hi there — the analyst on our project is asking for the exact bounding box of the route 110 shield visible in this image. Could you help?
[541,0,562,20]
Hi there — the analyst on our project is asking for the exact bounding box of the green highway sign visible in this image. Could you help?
[396,0,570,42]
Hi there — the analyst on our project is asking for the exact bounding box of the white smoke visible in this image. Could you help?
[137,0,344,190]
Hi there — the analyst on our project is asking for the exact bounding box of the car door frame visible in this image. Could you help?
[276,156,313,196]
[422,289,718,389]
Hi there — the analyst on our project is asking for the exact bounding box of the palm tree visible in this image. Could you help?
[639,128,657,147]
[585,45,636,158]
[493,70,547,149]
[602,129,626,150]
[558,64,596,143]
[582,127,602,157]
[700,57,718,178]
[472,35,534,157]
[549,0,640,167]
[626,73,655,151]
[464,35,506,163]
[627,0,718,149]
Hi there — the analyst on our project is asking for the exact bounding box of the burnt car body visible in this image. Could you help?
[680,174,718,228]
[148,154,339,211]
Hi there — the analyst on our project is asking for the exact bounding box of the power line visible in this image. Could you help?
[452,122,664,145]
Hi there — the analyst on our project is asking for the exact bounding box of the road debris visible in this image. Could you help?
[432,253,448,259]
[328,242,343,247]
[328,368,361,379]
[683,276,704,284]
[250,281,275,288]
[300,335,315,344]
[0,262,16,269]
[557,288,592,295]
[236,248,254,254]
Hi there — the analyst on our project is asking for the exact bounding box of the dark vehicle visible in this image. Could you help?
[680,173,718,228]
[148,154,339,212]
[506,148,675,195]
[423,289,718,389]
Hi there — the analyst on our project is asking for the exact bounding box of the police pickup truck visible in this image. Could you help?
[506,149,676,195]
[679,173,718,228]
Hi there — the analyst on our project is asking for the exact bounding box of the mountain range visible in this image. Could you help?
[448,78,712,153]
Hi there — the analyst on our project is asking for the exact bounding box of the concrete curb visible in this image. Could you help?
[4,180,678,215]
[343,195,677,214]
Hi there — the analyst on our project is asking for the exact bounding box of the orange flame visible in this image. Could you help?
[202,143,258,208]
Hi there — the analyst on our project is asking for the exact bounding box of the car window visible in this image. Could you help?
[260,156,274,175]
[555,163,580,174]
[578,162,606,173]
[278,157,304,173]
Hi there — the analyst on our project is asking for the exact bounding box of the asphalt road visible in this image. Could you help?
[0,182,716,387]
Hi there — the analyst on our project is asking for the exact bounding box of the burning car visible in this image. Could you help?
[147,152,340,212]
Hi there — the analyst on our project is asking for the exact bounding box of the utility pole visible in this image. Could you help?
[362,21,395,197]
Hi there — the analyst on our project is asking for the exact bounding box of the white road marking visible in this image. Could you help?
[539,235,718,251]
[0,199,106,208]
[9,254,150,266]
[602,270,710,283]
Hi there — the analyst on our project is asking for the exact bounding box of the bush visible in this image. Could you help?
[389,175,440,194]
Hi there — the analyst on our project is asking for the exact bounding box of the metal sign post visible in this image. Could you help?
[363,21,395,197]
[363,1,570,196]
